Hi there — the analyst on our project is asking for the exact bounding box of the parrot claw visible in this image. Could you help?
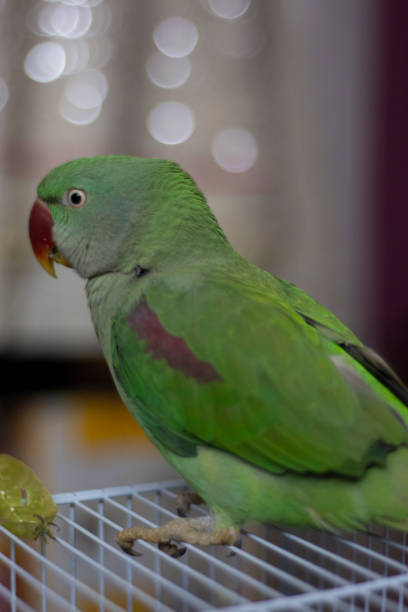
[227,538,242,557]
[159,541,187,558]
[116,517,240,558]
[176,491,205,517]
[116,535,143,557]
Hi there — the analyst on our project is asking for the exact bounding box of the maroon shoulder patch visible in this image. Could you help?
[127,300,221,383]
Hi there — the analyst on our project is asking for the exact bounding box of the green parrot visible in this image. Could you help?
[29,155,408,556]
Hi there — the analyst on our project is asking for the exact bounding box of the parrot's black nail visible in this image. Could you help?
[177,507,187,518]
[172,546,187,558]
[158,542,187,558]
[227,539,242,557]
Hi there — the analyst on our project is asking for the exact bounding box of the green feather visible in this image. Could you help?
[35,155,408,533]
[109,266,407,478]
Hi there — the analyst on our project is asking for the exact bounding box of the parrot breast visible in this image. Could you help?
[127,300,221,383]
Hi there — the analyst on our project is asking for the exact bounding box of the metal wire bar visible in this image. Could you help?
[56,510,204,610]
[136,488,320,595]
[243,531,400,612]
[125,494,133,612]
[0,526,134,612]
[0,480,406,611]
[162,486,408,612]
[53,530,174,612]
[52,480,186,505]
[162,487,374,591]
[0,581,36,612]
[279,531,383,580]
[106,494,282,601]
[333,536,408,574]
[10,539,16,612]
[74,497,247,608]
[158,485,408,611]
[220,571,408,612]
[98,498,105,612]
[0,544,73,612]
[40,538,47,612]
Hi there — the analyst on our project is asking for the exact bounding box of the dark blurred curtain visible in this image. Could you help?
[374,0,408,380]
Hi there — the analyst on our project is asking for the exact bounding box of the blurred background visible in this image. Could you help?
[0,0,407,499]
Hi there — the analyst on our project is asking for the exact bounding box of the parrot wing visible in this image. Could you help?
[279,276,408,407]
[111,269,408,479]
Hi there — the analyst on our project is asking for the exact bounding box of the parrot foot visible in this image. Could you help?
[116,516,240,558]
[176,491,205,517]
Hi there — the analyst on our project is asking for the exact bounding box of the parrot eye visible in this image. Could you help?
[65,188,87,209]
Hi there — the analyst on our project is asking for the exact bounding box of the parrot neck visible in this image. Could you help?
[119,191,234,273]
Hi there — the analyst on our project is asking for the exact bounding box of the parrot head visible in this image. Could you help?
[29,155,216,279]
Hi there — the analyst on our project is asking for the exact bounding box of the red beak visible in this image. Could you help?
[28,199,70,277]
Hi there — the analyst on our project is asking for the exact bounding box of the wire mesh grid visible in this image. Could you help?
[0,479,407,611]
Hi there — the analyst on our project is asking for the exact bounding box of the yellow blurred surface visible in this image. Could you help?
[75,392,147,447]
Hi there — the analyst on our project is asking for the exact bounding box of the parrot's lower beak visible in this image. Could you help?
[28,199,71,277]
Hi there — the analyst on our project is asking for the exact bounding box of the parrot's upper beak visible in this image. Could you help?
[28,199,71,277]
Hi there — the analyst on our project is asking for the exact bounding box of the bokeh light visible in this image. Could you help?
[0,78,8,112]
[38,3,92,39]
[153,17,198,58]
[146,52,191,89]
[38,4,79,38]
[59,97,102,125]
[24,42,66,83]
[147,101,195,145]
[208,0,251,20]
[64,69,108,109]
[57,0,104,7]
[212,128,258,172]
[62,39,90,75]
